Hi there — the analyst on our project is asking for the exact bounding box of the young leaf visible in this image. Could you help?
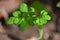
[18,18,22,24]
[7,17,15,24]
[36,18,39,24]
[42,15,51,21]
[13,11,21,17]
[19,3,28,12]
[39,18,47,25]
[40,10,47,15]
[29,7,35,12]
[45,15,51,20]
[13,17,20,24]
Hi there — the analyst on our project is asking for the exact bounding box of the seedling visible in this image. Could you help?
[7,3,51,40]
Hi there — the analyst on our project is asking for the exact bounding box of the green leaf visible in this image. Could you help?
[18,18,22,24]
[13,17,20,24]
[19,3,28,12]
[13,11,21,17]
[40,10,48,15]
[20,21,29,30]
[46,15,51,20]
[36,18,47,29]
[19,18,25,24]
[32,15,36,17]
[44,15,51,20]
[22,13,28,18]
[39,18,44,25]
[36,18,40,25]
[29,7,35,12]
[40,19,47,25]
[7,17,15,24]
[28,20,34,26]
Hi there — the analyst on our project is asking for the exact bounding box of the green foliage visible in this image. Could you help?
[19,3,28,12]
[7,17,15,24]
[20,21,29,30]
[7,3,52,40]
[13,11,21,17]
[13,17,20,24]
[29,7,35,12]
[35,10,51,29]
[7,3,51,31]
[40,10,48,15]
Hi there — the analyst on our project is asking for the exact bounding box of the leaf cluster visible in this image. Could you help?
[7,3,51,30]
